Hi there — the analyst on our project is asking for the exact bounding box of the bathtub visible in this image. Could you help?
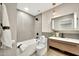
[16,39,36,56]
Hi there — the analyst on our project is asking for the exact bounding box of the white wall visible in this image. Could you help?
[42,3,79,32]
[53,3,79,17]
[42,9,53,32]
[17,10,35,42]
[35,14,42,37]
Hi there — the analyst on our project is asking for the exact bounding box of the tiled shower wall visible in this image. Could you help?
[17,10,35,42]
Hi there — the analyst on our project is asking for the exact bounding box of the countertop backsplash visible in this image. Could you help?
[42,32,54,38]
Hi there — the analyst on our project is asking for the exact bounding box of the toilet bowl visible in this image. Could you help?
[36,44,47,56]
[36,36,47,56]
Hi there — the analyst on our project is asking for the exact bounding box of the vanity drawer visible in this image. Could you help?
[48,39,79,55]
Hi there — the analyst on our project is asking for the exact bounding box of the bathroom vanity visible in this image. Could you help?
[49,12,79,55]
[48,37,79,55]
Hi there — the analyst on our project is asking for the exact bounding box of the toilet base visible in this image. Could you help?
[36,46,47,56]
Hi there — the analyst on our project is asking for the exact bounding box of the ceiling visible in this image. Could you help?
[17,3,62,16]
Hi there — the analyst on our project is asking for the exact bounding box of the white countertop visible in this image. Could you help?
[49,37,79,44]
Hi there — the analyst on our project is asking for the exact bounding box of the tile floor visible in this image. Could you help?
[47,49,67,56]
[32,48,67,56]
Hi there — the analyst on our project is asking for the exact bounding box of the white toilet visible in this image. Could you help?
[36,36,47,56]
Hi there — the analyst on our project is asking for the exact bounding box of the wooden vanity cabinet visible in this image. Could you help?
[48,39,79,55]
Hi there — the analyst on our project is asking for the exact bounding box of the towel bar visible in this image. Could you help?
[0,23,10,30]
[3,26,10,30]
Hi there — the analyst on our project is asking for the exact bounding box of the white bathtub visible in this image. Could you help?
[16,39,36,56]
